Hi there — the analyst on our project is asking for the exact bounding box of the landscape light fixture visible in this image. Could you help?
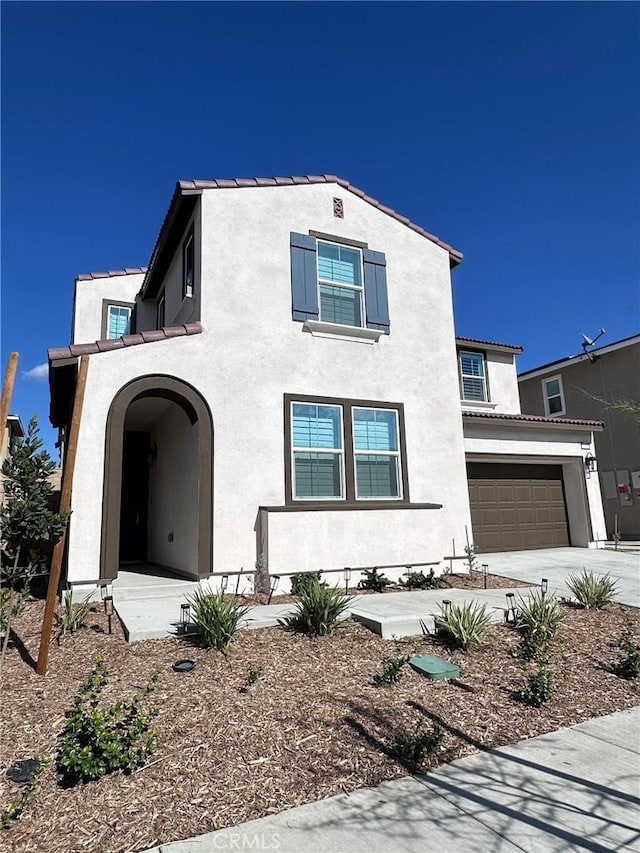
[104,595,114,635]
[343,567,352,595]
[268,575,280,605]
[442,599,452,618]
[505,592,516,624]
[541,578,548,598]
[180,602,190,634]
[584,453,597,476]
[220,574,229,593]
[482,564,489,590]
[100,582,113,602]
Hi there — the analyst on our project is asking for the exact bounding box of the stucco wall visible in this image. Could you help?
[485,351,521,413]
[72,273,144,343]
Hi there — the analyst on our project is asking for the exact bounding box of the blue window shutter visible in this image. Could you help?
[290,233,319,322]
[363,249,390,333]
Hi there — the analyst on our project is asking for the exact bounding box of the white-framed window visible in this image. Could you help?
[543,375,565,416]
[459,351,487,401]
[291,402,344,499]
[317,240,364,328]
[352,407,402,499]
[106,304,131,339]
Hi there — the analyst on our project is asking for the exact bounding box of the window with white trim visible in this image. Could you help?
[353,408,401,499]
[459,351,487,401]
[543,375,565,416]
[317,240,364,328]
[106,304,131,339]
[291,403,344,499]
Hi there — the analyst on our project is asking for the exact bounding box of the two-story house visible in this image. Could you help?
[47,175,606,598]
[519,334,640,541]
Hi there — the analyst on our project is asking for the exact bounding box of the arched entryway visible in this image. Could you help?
[101,375,213,581]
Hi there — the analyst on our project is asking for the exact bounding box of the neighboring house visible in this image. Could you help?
[47,175,606,596]
[519,335,640,541]
[0,414,24,503]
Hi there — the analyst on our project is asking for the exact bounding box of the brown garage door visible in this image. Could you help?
[467,463,569,553]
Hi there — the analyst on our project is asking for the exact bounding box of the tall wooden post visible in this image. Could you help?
[0,352,19,455]
[36,356,89,676]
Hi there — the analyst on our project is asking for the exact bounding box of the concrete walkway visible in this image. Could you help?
[143,707,640,853]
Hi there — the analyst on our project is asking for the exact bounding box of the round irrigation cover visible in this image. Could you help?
[172,659,196,673]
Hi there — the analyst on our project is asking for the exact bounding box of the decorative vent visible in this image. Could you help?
[333,197,344,218]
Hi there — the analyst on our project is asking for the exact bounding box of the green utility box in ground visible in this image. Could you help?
[409,654,460,680]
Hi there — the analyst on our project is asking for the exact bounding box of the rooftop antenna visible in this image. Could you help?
[581,328,605,361]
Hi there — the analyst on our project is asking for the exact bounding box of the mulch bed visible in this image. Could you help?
[1,597,638,853]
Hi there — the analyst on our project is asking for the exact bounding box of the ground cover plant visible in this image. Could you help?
[566,570,618,609]
[1,598,638,853]
[613,616,640,679]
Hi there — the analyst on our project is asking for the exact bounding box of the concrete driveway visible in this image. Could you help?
[477,547,640,607]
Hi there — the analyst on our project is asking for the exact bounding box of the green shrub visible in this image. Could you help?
[358,568,392,593]
[56,656,159,786]
[374,655,409,685]
[463,543,478,574]
[613,618,640,679]
[516,662,555,707]
[189,589,250,651]
[394,719,443,765]
[281,580,350,637]
[245,662,262,686]
[55,590,92,638]
[516,592,564,661]
[290,571,325,596]
[435,601,492,650]
[401,568,445,590]
[0,757,48,830]
[566,570,618,609]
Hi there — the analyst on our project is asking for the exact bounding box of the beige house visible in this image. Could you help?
[519,334,640,540]
[47,175,607,596]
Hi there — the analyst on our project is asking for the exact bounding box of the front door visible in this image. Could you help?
[119,431,150,563]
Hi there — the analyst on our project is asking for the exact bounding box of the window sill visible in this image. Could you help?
[302,320,382,344]
[461,400,498,411]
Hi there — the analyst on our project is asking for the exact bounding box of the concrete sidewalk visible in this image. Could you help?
[143,707,640,853]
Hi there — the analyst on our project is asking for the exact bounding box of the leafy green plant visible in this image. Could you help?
[281,579,350,637]
[374,655,409,685]
[245,662,262,686]
[401,568,445,590]
[566,570,618,609]
[56,655,160,786]
[435,601,492,650]
[613,618,640,679]
[516,591,564,661]
[189,589,250,651]
[463,543,477,574]
[357,568,392,593]
[394,719,443,765]
[290,571,326,596]
[55,590,92,638]
[0,757,48,830]
[516,662,555,707]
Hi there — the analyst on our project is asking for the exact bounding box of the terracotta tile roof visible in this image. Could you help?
[76,267,147,281]
[177,175,463,264]
[48,322,202,363]
[456,335,523,353]
[462,410,604,428]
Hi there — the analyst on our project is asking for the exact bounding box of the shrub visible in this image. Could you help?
[401,568,445,590]
[0,757,48,830]
[435,601,492,650]
[55,590,92,638]
[464,543,478,574]
[394,719,443,765]
[358,568,392,593]
[245,662,262,686]
[566,570,618,609]
[189,589,250,651]
[613,618,640,679]
[281,580,350,637]
[56,656,160,786]
[290,571,325,596]
[516,592,564,661]
[516,662,555,707]
[374,655,409,685]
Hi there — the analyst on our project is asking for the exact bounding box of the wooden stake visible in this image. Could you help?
[0,352,19,455]
[36,356,89,676]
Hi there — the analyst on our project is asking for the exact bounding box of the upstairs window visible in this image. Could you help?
[317,241,364,327]
[543,375,565,416]
[183,226,195,299]
[104,303,132,339]
[459,351,487,401]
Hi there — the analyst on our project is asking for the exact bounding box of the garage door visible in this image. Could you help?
[467,463,569,552]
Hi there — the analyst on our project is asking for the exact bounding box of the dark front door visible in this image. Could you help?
[119,431,150,563]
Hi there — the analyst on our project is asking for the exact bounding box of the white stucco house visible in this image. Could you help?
[48,175,606,594]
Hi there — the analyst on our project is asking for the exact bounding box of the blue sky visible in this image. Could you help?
[2,1,638,456]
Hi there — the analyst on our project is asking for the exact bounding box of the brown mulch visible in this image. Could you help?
[1,598,638,853]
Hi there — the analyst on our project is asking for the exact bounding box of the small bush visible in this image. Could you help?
[245,662,262,686]
[358,568,392,593]
[55,590,92,638]
[566,570,618,609]
[401,568,445,590]
[290,571,325,596]
[516,592,564,661]
[463,543,478,574]
[516,663,555,707]
[189,589,250,651]
[56,656,160,786]
[281,580,350,637]
[374,655,409,685]
[0,757,48,830]
[435,601,492,650]
[395,719,443,765]
[613,618,640,679]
